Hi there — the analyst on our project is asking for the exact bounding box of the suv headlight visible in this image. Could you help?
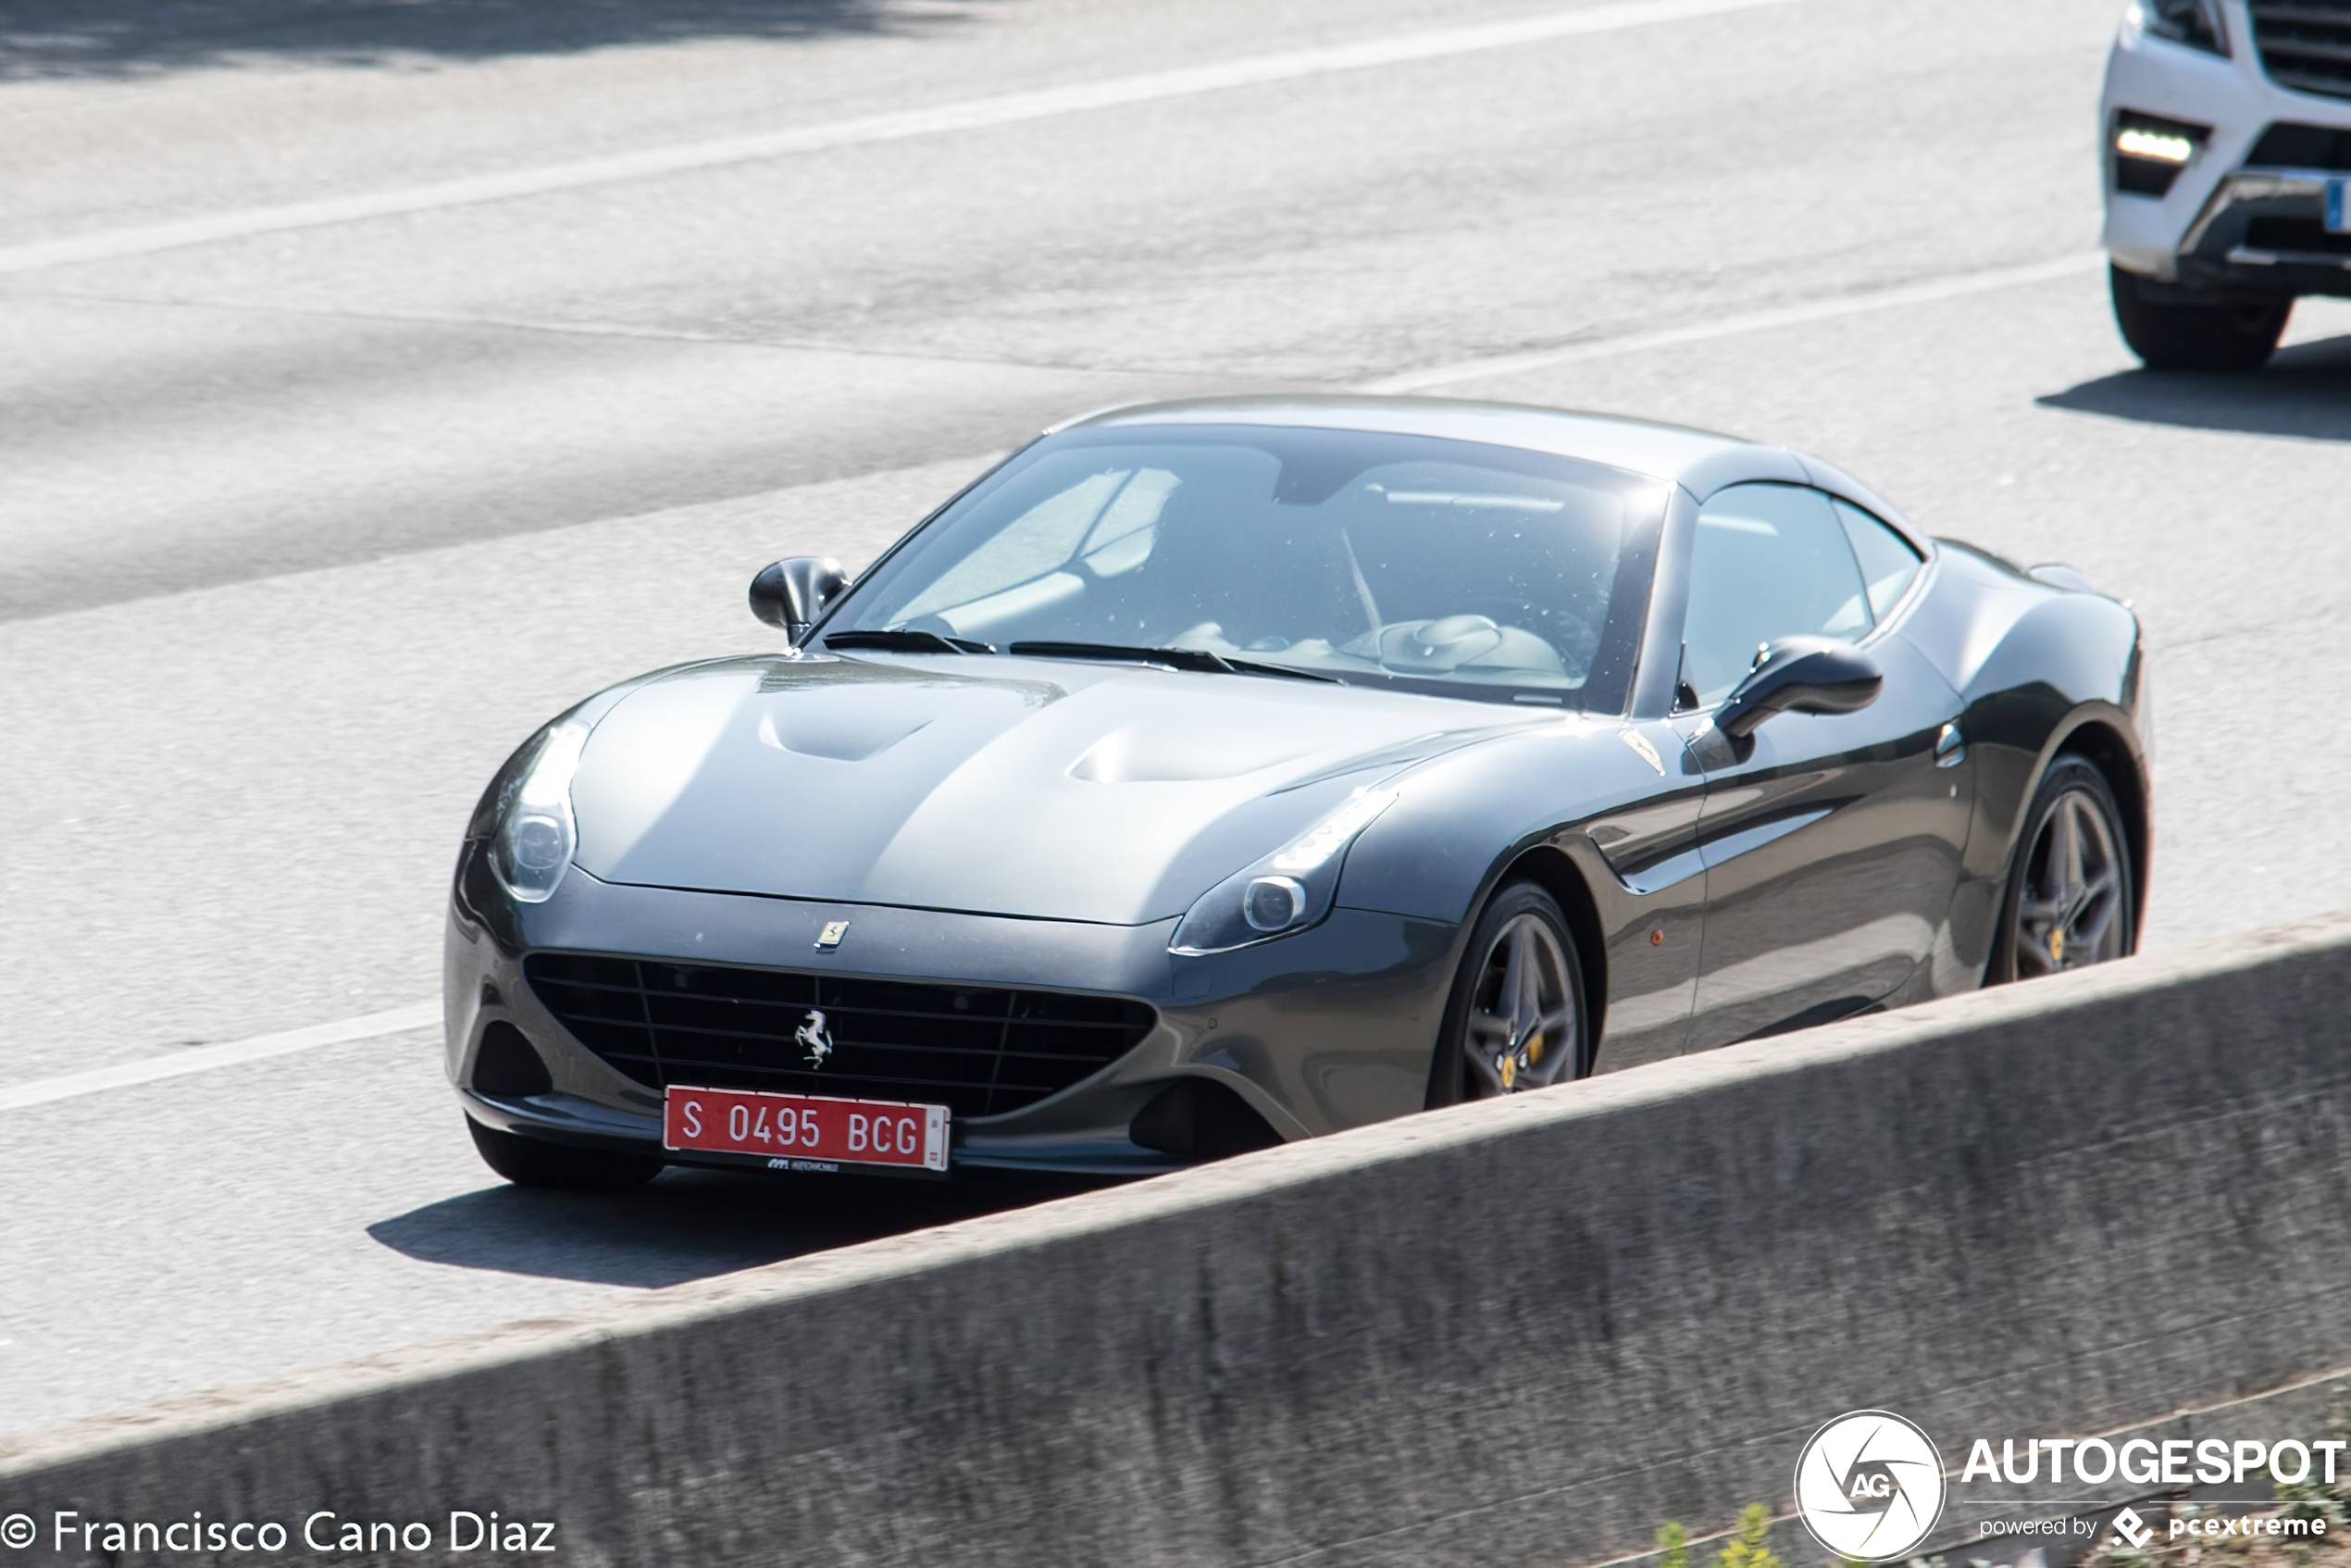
[2133,0,2228,56]
[488,717,591,903]
[1169,789,1397,956]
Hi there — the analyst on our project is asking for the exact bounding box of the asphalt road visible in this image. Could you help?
[6,0,2349,1444]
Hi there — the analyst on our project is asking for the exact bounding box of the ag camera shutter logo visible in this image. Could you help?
[1794,1410,1948,1562]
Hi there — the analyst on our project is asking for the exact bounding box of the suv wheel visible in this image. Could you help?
[2110,265,2290,371]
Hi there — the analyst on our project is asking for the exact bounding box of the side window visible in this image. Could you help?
[1681,484,1871,706]
[1832,498,1923,621]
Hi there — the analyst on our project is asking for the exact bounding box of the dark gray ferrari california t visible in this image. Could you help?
[445,396,2149,1188]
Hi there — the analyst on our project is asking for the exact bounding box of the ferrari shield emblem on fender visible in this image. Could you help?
[815,919,849,951]
[1619,729,1664,776]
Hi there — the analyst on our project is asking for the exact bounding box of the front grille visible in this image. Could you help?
[2244,215,2351,254]
[2245,120,2351,170]
[2254,2,2351,102]
[525,952,1157,1121]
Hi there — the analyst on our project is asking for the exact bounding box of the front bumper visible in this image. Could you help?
[2104,9,2351,297]
[443,845,1458,1176]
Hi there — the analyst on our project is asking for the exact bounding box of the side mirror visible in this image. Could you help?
[1714,636,1883,740]
[750,556,849,644]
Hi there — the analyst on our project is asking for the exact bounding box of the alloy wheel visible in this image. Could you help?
[1462,913,1581,1098]
[2012,788,2128,977]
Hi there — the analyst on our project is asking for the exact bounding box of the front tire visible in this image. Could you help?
[466,1117,665,1190]
[1427,881,1590,1107]
[2110,265,2289,371]
[1986,755,2136,986]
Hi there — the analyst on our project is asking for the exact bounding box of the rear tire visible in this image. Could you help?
[1985,755,2137,986]
[466,1117,664,1190]
[2110,264,2289,371]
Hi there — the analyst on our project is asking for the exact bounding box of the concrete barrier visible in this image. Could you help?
[6,913,2351,1567]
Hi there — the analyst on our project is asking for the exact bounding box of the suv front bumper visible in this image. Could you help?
[2104,5,2351,298]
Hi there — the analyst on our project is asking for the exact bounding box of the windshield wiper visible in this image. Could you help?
[824,629,995,654]
[1006,641,1339,683]
[1222,654,1341,684]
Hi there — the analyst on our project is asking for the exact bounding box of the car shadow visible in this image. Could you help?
[2036,333,2351,441]
[0,0,983,81]
[367,1165,1101,1288]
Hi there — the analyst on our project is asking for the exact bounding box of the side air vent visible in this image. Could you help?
[471,1021,554,1097]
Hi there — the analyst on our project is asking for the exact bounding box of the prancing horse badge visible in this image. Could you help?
[796,1010,834,1068]
[815,919,850,952]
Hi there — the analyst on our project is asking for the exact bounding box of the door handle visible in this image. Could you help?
[1934,722,1967,767]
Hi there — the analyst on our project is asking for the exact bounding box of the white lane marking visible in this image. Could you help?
[0,0,1806,277]
[0,1002,441,1113]
[1366,253,2106,392]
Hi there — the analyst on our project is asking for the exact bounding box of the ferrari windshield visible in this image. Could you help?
[827,424,1666,708]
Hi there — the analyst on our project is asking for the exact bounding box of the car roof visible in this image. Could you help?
[1055,394,1805,494]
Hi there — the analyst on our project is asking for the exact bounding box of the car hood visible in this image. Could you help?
[568,654,1553,924]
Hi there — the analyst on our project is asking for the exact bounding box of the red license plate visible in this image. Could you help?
[663,1086,949,1172]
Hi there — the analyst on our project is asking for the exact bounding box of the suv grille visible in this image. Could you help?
[2254,2,2351,102]
[525,952,1157,1121]
[2245,121,2351,170]
[2244,215,2351,254]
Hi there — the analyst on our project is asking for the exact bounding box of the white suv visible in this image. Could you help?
[2102,0,2351,367]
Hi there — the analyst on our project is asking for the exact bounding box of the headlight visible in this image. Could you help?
[2133,0,2228,56]
[1170,789,1396,956]
[489,717,591,903]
